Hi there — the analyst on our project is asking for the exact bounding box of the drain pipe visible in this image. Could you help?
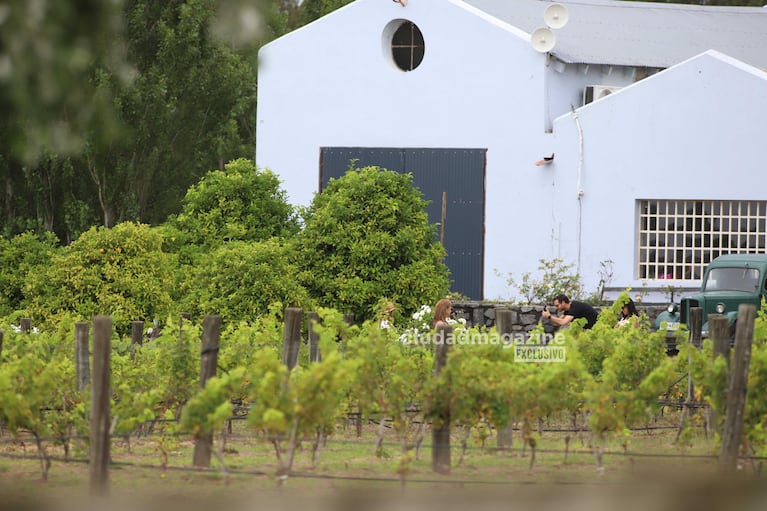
[570,107,585,274]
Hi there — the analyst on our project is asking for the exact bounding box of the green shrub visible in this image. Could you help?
[0,231,59,316]
[295,166,449,322]
[171,158,298,248]
[503,258,583,305]
[24,222,175,334]
[180,239,311,324]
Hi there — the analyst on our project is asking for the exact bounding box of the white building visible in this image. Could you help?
[255,0,767,302]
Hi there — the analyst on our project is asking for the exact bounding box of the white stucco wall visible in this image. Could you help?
[257,0,767,303]
[550,51,767,297]
[544,61,635,131]
[257,0,561,300]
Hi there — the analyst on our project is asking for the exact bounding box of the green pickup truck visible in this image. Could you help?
[656,254,767,339]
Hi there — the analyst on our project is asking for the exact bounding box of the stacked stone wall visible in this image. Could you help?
[451,302,668,333]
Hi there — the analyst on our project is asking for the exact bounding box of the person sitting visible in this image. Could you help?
[378,301,395,329]
[615,297,639,328]
[542,294,598,330]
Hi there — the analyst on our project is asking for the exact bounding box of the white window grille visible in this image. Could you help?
[638,200,767,281]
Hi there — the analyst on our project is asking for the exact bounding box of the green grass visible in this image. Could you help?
[0,411,762,510]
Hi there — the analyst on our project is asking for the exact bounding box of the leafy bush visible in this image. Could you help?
[171,158,298,248]
[179,239,311,324]
[24,222,175,334]
[0,231,59,316]
[503,258,583,305]
[295,166,450,322]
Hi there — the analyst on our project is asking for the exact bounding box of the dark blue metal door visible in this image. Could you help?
[320,147,485,300]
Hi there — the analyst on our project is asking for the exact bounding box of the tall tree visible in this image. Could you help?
[1,0,267,236]
[0,0,126,236]
[296,166,450,322]
[85,0,260,226]
[172,158,298,248]
[298,0,354,26]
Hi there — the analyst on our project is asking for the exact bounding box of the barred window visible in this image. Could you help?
[638,200,767,281]
[391,21,424,72]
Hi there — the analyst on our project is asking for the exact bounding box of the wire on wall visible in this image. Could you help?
[570,107,585,274]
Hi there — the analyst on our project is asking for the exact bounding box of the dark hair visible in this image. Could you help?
[553,294,570,304]
[621,298,638,318]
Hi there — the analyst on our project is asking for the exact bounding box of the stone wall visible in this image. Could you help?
[451,301,668,333]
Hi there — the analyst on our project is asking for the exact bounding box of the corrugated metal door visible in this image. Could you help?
[320,147,486,299]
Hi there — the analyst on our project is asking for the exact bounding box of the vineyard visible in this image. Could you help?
[1,304,767,510]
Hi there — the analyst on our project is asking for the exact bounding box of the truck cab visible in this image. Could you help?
[677,254,767,338]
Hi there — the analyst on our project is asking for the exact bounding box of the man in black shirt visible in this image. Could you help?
[542,294,598,330]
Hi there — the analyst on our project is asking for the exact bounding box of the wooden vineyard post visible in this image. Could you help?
[495,308,514,450]
[193,315,222,468]
[75,322,91,392]
[708,314,730,435]
[282,308,303,370]
[130,320,143,360]
[719,304,755,473]
[308,311,321,363]
[90,315,112,496]
[339,313,355,356]
[709,314,731,365]
[689,307,702,349]
[432,323,453,474]
[677,307,702,443]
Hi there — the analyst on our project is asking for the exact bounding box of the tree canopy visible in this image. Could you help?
[1,0,762,241]
[296,166,450,322]
[172,158,298,248]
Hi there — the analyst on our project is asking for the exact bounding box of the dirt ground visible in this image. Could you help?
[0,415,765,511]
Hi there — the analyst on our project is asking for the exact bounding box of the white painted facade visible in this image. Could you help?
[551,51,767,299]
[256,0,767,302]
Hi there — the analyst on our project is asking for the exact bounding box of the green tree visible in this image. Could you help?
[84,0,260,226]
[296,166,450,322]
[180,239,311,323]
[298,0,354,25]
[1,0,265,239]
[0,1,126,238]
[24,222,175,334]
[0,231,59,317]
[503,258,583,305]
[172,158,298,248]
[0,1,125,164]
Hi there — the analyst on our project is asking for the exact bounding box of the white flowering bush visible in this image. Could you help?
[445,317,467,327]
[398,304,433,344]
[10,324,40,334]
[396,304,467,344]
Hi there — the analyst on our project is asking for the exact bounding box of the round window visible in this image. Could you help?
[389,20,424,72]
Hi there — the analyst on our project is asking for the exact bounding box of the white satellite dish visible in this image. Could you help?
[530,27,556,53]
[544,3,569,30]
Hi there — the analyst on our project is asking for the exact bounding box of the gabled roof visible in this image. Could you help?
[460,0,767,69]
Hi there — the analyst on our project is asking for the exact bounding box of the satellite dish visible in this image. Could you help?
[544,3,569,30]
[530,27,556,53]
